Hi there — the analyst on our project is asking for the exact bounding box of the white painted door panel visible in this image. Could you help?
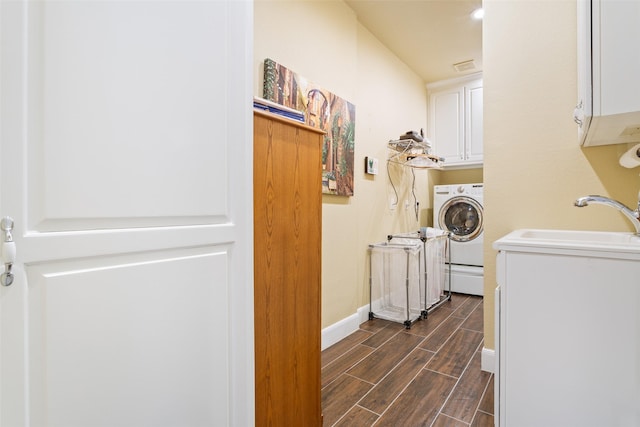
[27,250,229,427]
[29,0,228,229]
[430,88,464,163]
[1,1,253,426]
[465,81,483,162]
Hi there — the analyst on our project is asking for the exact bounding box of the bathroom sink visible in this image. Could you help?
[493,229,640,256]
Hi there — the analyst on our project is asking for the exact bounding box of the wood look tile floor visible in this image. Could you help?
[321,294,494,427]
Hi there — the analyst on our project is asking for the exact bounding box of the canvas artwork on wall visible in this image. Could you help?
[263,58,356,196]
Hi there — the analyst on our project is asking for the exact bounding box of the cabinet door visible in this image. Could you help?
[596,0,640,117]
[253,111,323,426]
[576,0,592,144]
[465,80,484,162]
[430,87,464,163]
[499,251,640,426]
[578,0,640,146]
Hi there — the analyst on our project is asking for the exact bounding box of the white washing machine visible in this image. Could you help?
[433,183,484,296]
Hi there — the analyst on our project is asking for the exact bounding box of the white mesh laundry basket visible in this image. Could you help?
[368,229,449,328]
[417,228,449,307]
[368,240,424,328]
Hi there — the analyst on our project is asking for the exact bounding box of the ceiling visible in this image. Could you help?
[344,0,483,84]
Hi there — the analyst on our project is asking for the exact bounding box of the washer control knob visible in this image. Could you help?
[457,186,465,193]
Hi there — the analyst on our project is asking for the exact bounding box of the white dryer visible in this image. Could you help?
[433,183,484,296]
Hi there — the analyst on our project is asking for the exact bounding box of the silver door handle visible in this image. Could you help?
[1,217,15,286]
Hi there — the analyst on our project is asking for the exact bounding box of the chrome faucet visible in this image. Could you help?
[574,192,640,235]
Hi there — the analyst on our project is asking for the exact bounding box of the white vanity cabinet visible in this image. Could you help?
[494,230,640,427]
[576,0,640,146]
[427,74,482,168]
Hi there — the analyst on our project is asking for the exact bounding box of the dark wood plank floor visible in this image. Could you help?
[322,293,493,427]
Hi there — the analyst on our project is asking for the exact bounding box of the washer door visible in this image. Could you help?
[438,196,483,242]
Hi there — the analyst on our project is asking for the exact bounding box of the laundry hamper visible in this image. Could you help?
[413,228,450,311]
[368,229,450,328]
[368,240,424,328]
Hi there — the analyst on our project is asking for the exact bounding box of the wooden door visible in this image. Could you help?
[0,1,253,425]
[253,110,323,425]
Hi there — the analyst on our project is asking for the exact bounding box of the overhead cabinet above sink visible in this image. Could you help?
[575,0,640,146]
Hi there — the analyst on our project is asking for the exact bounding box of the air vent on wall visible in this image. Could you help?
[453,60,476,73]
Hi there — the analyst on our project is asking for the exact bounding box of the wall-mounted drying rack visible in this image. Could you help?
[387,139,443,169]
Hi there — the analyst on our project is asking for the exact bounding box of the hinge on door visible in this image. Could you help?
[573,101,584,127]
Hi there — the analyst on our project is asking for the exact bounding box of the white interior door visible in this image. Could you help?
[0,1,254,426]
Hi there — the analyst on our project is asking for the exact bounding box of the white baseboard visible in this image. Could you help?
[321,305,370,351]
[481,347,495,373]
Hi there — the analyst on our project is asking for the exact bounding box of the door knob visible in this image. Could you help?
[1,217,15,286]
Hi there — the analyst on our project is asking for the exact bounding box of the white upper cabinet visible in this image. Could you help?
[576,0,640,146]
[428,74,483,169]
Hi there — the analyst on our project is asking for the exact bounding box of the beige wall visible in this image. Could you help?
[483,0,640,349]
[254,1,431,328]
